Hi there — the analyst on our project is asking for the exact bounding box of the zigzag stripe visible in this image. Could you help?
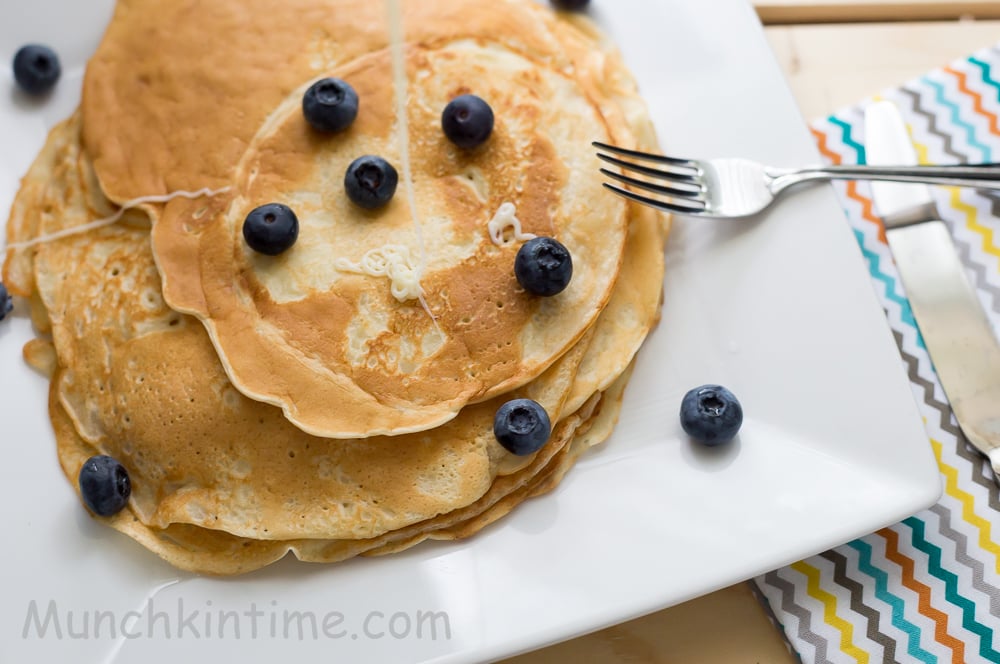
[791,560,870,663]
[943,66,1000,138]
[901,516,1000,660]
[927,502,1000,619]
[819,549,901,663]
[898,87,969,163]
[944,187,1000,310]
[878,526,966,661]
[967,57,1000,112]
[844,538,935,662]
[829,115,867,164]
[922,76,992,161]
[748,581,805,662]
[852,228,924,346]
[763,569,833,664]
[929,438,1000,576]
[889,327,1000,513]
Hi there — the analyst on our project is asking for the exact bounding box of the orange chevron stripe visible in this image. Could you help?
[811,126,887,244]
[847,180,887,245]
[812,127,843,164]
[944,66,1000,137]
[878,527,966,662]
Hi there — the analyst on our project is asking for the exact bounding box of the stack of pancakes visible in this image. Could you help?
[4,0,668,574]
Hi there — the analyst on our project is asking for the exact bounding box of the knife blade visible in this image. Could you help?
[865,100,1000,482]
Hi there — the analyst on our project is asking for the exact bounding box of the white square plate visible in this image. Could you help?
[0,1,941,662]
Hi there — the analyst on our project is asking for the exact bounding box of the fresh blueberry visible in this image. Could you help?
[550,0,590,9]
[302,77,359,133]
[0,283,12,321]
[494,398,552,456]
[679,384,743,446]
[344,155,398,209]
[243,203,299,256]
[78,455,131,517]
[12,44,61,95]
[514,236,573,296]
[441,94,494,149]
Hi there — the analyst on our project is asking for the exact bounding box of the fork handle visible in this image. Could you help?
[768,164,1000,191]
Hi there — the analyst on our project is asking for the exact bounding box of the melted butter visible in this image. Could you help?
[488,202,536,246]
[334,245,422,302]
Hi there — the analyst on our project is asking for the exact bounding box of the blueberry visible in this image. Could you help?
[78,455,131,517]
[679,384,743,446]
[302,77,359,133]
[12,44,61,95]
[514,236,573,296]
[344,155,398,209]
[243,203,299,256]
[494,398,551,456]
[550,0,590,9]
[441,94,494,149]
[0,283,12,321]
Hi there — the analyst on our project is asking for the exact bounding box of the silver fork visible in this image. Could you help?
[594,142,1000,218]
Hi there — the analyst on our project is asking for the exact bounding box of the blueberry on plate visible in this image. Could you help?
[12,44,61,95]
[679,384,743,446]
[514,236,573,296]
[494,398,552,456]
[243,203,299,256]
[0,283,12,321]
[344,155,399,209]
[302,77,359,133]
[550,0,590,9]
[441,94,494,149]
[78,455,131,517]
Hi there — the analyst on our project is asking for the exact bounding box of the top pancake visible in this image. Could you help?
[80,0,644,437]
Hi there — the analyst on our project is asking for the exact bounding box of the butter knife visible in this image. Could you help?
[865,100,1000,482]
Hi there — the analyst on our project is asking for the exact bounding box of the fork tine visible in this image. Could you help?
[599,168,705,200]
[592,141,698,168]
[602,184,707,215]
[596,153,700,183]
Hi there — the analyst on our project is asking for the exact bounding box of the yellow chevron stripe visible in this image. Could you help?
[791,560,870,663]
[908,134,1000,263]
[930,437,1000,574]
[948,186,1000,262]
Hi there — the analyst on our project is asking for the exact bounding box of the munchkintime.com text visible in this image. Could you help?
[23,599,452,642]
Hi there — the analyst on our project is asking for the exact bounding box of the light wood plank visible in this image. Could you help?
[755,0,1000,24]
[502,583,796,664]
[765,20,1000,119]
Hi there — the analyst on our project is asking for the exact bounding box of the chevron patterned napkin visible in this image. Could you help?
[754,44,1000,664]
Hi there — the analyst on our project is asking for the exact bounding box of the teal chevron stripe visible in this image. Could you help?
[846,538,936,663]
[852,228,926,350]
[967,57,1000,106]
[828,116,867,164]
[922,76,992,161]
[902,517,1000,661]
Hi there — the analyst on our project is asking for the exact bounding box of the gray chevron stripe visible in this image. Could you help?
[929,193,1000,317]
[763,570,833,664]
[818,550,901,664]
[928,503,1000,617]
[898,86,973,164]
[890,327,1000,512]
[749,581,805,663]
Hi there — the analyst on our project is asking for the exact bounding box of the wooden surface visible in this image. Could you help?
[501,8,998,664]
[757,0,1000,24]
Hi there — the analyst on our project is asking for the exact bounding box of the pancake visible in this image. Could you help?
[15,115,664,545]
[4,0,669,574]
[81,0,649,438]
[49,378,613,575]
